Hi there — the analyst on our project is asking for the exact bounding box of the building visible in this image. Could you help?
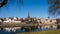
[3,17,21,24]
[40,17,57,30]
[3,17,12,24]
[56,18,60,29]
[12,17,21,23]
[0,18,3,24]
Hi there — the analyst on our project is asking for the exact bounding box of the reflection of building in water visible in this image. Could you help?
[3,27,21,32]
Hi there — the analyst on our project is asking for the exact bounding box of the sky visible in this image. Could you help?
[0,0,49,18]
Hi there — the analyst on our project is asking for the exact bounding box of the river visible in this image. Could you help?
[0,27,57,34]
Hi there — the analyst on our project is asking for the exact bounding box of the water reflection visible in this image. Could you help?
[0,27,57,34]
[3,27,21,32]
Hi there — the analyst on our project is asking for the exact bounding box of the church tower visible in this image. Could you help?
[48,16,50,19]
[28,10,30,18]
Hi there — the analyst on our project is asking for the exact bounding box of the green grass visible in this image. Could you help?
[16,29,60,34]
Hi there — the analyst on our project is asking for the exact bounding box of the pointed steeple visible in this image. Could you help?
[48,16,50,19]
[28,10,30,18]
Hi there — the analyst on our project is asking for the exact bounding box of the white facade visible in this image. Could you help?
[40,18,57,24]
[0,19,2,22]
[3,17,21,24]
[13,17,18,20]
[40,18,57,29]
[12,20,21,23]
[3,18,11,23]
[40,18,46,24]
[4,20,21,24]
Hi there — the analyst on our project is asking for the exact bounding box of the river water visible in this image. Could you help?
[0,27,56,34]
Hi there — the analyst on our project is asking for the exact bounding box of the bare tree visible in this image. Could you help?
[48,0,60,16]
[0,0,23,8]
[0,0,8,8]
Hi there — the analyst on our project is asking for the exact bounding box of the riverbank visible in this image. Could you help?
[16,29,60,34]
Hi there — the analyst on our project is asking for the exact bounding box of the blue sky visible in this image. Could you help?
[0,0,49,18]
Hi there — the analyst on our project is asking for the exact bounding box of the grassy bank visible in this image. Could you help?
[16,29,60,34]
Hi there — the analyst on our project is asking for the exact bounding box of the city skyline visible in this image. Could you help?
[0,0,53,18]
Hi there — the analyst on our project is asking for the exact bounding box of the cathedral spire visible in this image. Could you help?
[28,10,30,18]
[48,16,50,19]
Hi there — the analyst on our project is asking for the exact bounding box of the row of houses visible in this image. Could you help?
[0,11,58,30]
[0,17,57,24]
[0,16,57,29]
[3,17,21,24]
